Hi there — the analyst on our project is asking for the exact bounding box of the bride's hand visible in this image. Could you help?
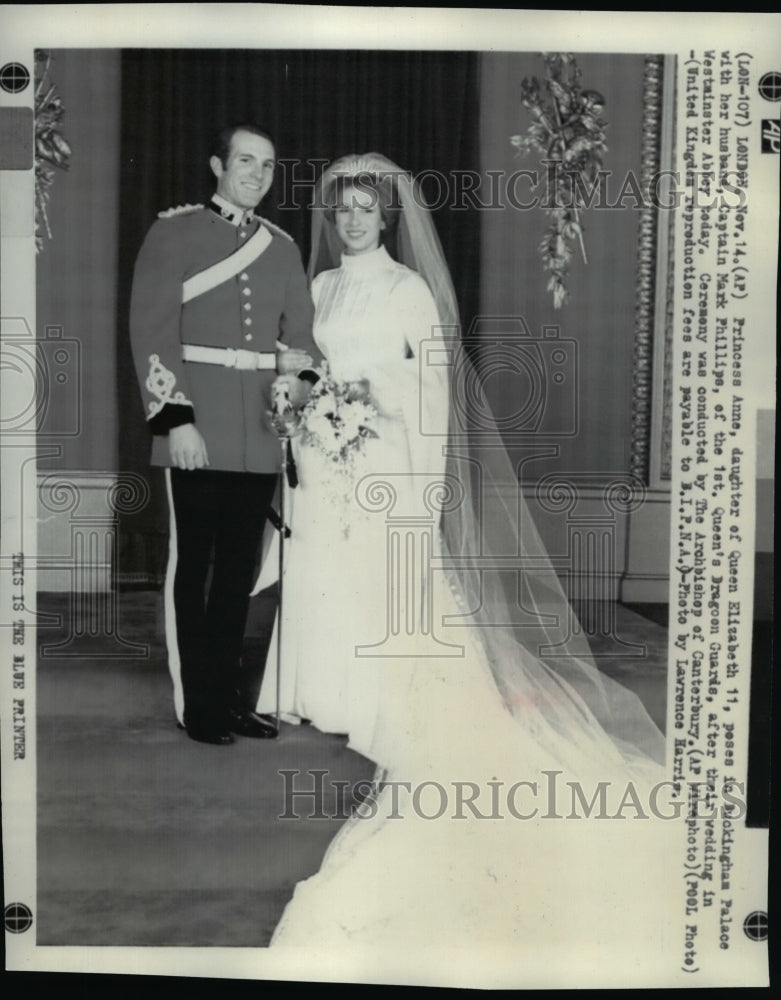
[344,377,371,397]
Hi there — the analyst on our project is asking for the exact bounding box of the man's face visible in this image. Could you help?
[210,130,276,210]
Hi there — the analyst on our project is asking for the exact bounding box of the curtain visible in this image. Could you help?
[116,49,480,586]
[478,52,648,478]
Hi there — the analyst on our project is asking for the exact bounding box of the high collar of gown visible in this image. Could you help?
[339,243,393,274]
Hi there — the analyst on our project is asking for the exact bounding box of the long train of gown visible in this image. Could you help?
[257,246,679,978]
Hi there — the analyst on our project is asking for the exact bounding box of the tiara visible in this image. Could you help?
[325,154,409,182]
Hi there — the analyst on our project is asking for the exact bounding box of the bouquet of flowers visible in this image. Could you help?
[296,362,379,475]
[270,362,379,536]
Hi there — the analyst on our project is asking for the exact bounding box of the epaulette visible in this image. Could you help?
[258,216,294,242]
[158,203,204,219]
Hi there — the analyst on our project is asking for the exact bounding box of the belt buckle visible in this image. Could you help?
[222,348,259,370]
[235,348,258,371]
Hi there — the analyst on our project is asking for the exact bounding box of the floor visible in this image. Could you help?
[35,589,669,947]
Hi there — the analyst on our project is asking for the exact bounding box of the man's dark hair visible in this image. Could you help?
[210,124,275,167]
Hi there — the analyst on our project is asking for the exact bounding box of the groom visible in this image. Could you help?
[130,123,320,746]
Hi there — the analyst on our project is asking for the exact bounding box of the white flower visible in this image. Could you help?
[340,406,366,440]
[307,413,334,441]
[310,394,335,420]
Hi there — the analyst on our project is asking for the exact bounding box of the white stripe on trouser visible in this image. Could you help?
[164,468,185,725]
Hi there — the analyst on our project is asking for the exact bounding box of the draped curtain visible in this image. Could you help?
[116,49,480,586]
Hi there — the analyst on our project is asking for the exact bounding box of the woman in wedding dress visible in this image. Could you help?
[262,154,679,983]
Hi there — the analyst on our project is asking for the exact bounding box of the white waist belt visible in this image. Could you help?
[182,344,276,371]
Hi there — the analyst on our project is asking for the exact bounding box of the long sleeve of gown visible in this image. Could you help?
[311,247,451,487]
[361,271,451,482]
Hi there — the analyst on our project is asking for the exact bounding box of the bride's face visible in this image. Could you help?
[334,184,385,255]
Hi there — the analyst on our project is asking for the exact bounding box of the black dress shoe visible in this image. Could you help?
[184,724,235,746]
[228,705,278,739]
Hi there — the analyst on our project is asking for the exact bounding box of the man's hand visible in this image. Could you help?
[277,348,313,375]
[169,423,209,470]
[272,374,313,411]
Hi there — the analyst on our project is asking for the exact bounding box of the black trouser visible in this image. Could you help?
[168,468,277,730]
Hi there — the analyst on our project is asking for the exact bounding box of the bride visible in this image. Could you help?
[260,154,679,981]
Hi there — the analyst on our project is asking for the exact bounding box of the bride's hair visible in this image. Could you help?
[323,173,402,255]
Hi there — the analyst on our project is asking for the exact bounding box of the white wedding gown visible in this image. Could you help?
[259,246,679,983]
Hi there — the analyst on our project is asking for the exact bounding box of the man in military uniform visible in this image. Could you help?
[130,123,319,746]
